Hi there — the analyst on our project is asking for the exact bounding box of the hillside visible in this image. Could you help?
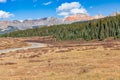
[1,15,120,41]
[0,14,104,34]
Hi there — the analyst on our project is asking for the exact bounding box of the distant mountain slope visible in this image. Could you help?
[10,17,66,30]
[1,14,120,41]
[0,12,119,34]
[0,26,19,34]
[0,14,104,29]
[0,17,65,28]
[0,17,67,34]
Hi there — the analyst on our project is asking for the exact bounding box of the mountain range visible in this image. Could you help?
[0,12,119,34]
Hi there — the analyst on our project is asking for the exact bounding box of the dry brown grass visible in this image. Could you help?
[0,38,30,50]
[0,37,120,80]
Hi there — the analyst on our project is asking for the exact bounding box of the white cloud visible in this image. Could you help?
[0,0,6,3]
[56,2,88,17]
[0,10,14,19]
[70,8,87,14]
[43,1,52,6]
[57,2,80,11]
[58,12,69,16]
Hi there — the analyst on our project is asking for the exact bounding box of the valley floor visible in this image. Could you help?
[0,37,120,80]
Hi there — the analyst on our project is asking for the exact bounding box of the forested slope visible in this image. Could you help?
[1,15,120,41]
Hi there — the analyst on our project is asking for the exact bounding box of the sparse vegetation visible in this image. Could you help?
[0,38,29,50]
[0,37,120,80]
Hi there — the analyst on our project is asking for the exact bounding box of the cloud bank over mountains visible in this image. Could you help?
[57,2,88,17]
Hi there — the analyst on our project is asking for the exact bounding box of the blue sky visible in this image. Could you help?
[0,0,120,20]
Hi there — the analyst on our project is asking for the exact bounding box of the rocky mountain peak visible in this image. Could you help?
[64,13,104,21]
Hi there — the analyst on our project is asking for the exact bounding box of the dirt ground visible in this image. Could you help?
[0,37,120,80]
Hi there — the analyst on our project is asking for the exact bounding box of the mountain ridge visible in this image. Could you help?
[0,12,119,34]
